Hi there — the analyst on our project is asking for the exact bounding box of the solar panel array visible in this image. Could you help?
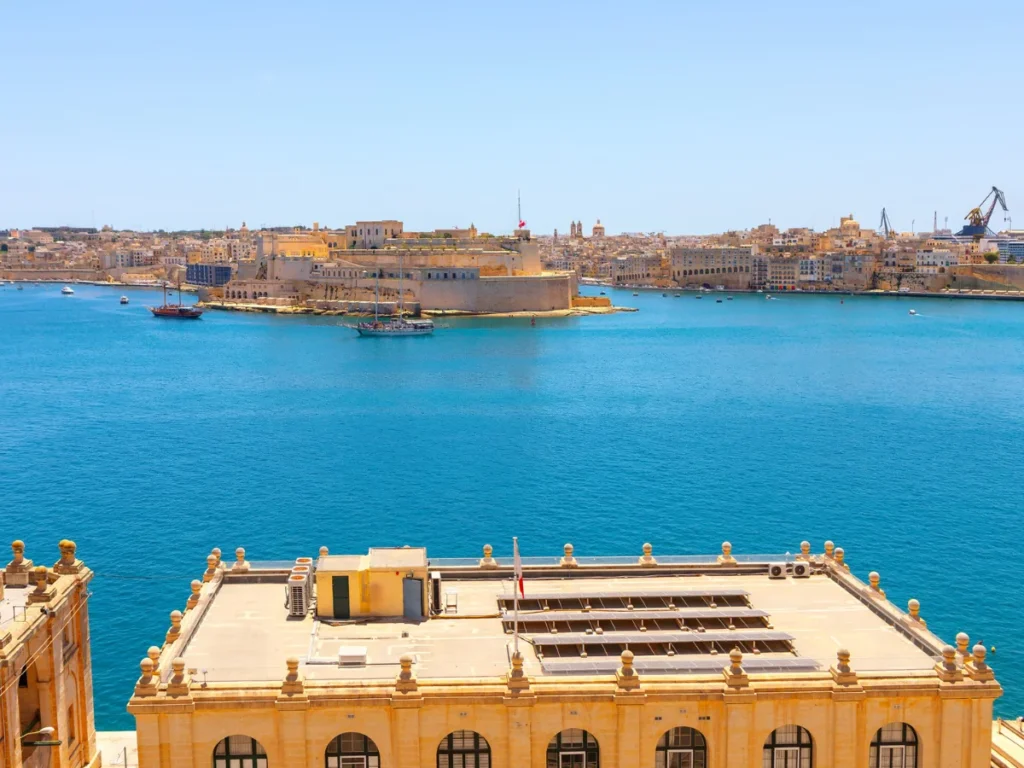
[498,587,750,602]
[540,657,820,675]
[530,629,794,647]
[508,608,770,622]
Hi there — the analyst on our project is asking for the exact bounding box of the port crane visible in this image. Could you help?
[879,208,896,240]
[958,186,1008,239]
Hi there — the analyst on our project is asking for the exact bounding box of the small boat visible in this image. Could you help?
[727,296,733,300]
[17,285,24,291]
[765,294,772,300]
[61,286,74,295]
[695,295,702,299]
[909,309,917,316]
[673,294,680,298]
[716,299,723,303]
[632,292,639,297]
[662,293,668,297]
[120,296,129,305]
[599,291,606,295]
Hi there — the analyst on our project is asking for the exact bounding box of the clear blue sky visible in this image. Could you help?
[2,0,1021,235]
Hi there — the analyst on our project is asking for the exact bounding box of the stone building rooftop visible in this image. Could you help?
[155,544,954,686]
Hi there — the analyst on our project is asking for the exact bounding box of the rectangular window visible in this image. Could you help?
[67,703,77,746]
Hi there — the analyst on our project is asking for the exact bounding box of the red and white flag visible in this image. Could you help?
[519,220,526,229]
[513,537,524,598]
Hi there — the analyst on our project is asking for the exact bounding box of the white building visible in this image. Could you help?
[915,249,956,274]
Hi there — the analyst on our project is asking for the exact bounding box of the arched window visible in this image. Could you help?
[655,727,706,768]
[546,729,599,768]
[437,730,490,768]
[213,736,267,768]
[325,733,379,768]
[870,723,917,768]
[763,725,812,767]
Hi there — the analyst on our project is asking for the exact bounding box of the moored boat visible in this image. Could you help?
[352,252,433,337]
[120,296,129,305]
[61,286,75,295]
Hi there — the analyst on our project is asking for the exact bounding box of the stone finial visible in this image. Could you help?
[723,647,748,687]
[396,654,418,693]
[507,650,530,691]
[165,610,183,644]
[134,657,158,697]
[232,547,249,572]
[831,648,859,686]
[966,643,995,682]
[956,632,971,664]
[824,540,835,559]
[319,546,329,558]
[638,542,657,567]
[202,554,218,583]
[616,649,641,690]
[560,543,578,568]
[868,571,886,598]
[6,540,34,586]
[717,541,736,565]
[282,656,304,695]
[186,579,202,611]
[935,644,963,682]
[907,599,926,628]
[166,657,191,696]
[479,543,498,569]
[798,541,811,561]
[27,565,55,604]
[53,539,82,575]
[147,646,161,674]
[834,547,849,570]
[211,548,223,569]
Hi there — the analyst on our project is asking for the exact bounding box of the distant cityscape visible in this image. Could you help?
[4,194,1024,316]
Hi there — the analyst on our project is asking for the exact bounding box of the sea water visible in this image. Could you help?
[1,283,1022,728]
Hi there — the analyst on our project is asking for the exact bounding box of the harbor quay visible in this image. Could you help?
[4,538,1023,767]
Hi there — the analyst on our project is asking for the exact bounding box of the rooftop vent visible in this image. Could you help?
[337,647,367,667]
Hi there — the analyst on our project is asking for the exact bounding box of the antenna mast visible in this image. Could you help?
[517,189,521,230]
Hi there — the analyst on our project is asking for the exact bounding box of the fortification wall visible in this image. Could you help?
[950,265,1024,290]
[419,274,573,312]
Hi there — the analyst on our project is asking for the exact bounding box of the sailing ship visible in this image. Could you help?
[354,254,433,336]
[148,282,203,319]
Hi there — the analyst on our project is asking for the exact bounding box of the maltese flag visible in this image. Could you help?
[513,537,524,598]
[519,220,526,229]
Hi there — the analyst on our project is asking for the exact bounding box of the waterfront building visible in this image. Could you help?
[1,540,99,768]
[766,256,798,291]
[914,249,957,274]
[612,254,662,285]
[127,542,1001,768]
[670,246,754,288]
[186,263,234,287]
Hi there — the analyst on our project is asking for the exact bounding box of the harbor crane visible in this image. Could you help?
[958,186,1008,239]
[879,208,896,240]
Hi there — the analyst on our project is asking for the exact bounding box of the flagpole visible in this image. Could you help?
[513,536,520,657]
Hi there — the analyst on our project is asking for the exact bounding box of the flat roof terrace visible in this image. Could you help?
[167,563,943,685]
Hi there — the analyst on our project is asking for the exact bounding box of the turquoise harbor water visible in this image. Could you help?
[1,282,1023,728]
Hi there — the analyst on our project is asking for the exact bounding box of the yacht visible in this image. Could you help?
[61,286,75,295]
[355,253,434,337]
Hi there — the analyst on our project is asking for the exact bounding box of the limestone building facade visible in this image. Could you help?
[0,540,99,768]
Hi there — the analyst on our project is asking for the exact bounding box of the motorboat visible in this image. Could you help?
[727,296,733,300]
[716,299,723,303]
[61,286,74,295]
[632,292,639,297]
[120,296,130,305]
[662,293,668,297]
[909,309,917,316]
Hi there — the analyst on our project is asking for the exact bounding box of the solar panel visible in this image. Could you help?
[504,608,769,622]
[530,629,793,647]
[498,587,749,602]
[540,657,820,675]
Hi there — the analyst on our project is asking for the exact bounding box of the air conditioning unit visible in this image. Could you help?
[768,563,787,579]
[792,562,811,579]
[287,574,309,617]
